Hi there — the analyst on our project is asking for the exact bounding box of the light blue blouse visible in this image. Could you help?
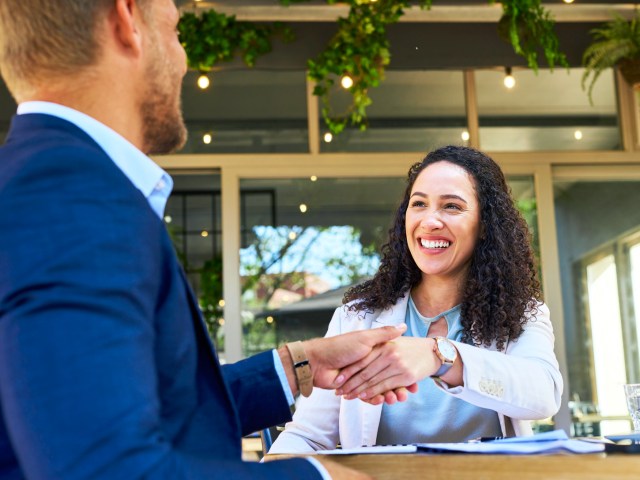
[376,296,502,444]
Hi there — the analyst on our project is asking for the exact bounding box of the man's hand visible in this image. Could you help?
[301,324,407,390]
[335,336,464,404]
[334,337,438,404]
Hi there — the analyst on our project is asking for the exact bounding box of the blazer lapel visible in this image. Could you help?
[354,292,410,447]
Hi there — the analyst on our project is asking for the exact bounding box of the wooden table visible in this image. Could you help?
[271,452,640,480]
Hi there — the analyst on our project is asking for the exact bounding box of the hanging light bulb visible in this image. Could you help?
[299,204,308,213]
[323,132,333,143]
[341,75,354,89]
[563,0,574,4]
[461,131,470,142]
[574,130,583,140]
[202,133,212,144]
[503,67,516,89]
[197,73,210,90]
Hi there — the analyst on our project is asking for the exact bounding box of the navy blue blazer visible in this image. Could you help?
[0,114,320,479]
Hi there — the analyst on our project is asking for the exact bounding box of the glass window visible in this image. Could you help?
[584,254,628,423]
[477,68,620,151]
[555,179,640,435]
[629,243,640,369]
[320,71,467,153]
[238,176,405,356]
[165,172,224,350]
[180,70,308,154]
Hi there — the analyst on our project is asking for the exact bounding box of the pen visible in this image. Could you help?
[468,436,504,443]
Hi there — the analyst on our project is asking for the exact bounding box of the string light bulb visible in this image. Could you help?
[503,67,516,89]
[574,130,583,140]
[461,131,470,142]
[299,204,308,213]
[341,75,354,89]
[563,0,574,3]
[323,132,333,143]
[197,73,210,90]
[202,133,212,144]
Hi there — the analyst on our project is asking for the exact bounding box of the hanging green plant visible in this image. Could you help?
[308,0,433,135]
[178,0,568,136]
[178,10,293,72]
[494,0,568,72]
[582,12,640,103]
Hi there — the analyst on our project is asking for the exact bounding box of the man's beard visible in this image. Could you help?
[140,51,188,155]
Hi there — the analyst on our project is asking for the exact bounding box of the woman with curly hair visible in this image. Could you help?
[270,145,563,453]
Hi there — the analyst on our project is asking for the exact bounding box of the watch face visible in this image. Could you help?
[437,338,457,361]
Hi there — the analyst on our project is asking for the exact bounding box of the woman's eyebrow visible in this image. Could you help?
[440,194,468,205]
[410,192,468,205]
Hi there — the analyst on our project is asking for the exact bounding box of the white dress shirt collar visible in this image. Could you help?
[17,101,173,218]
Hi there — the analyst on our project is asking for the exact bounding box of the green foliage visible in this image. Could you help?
[307,0,432,135]
[179,0,567,135]
[582,12,640,103]
[494,0,567,73]
[178,10,293,71]
[199,257,225,343]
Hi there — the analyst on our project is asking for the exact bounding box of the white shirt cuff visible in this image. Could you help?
[272,349,295,406]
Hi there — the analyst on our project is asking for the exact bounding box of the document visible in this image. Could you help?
[416,430,604,454]
[316,445,418,455]
[315,430,604,455]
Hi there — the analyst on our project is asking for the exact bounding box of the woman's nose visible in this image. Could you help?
[422,210,444,230]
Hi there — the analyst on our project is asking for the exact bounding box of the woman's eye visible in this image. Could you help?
[444,203,462,211]
[411,201,426,208]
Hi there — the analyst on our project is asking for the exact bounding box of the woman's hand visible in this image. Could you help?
[335,336,441,404]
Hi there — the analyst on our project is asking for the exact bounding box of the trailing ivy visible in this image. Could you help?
[494,0,568,72]
[178,10,293,71]
[179,0,567,135]
[308,1,432,135]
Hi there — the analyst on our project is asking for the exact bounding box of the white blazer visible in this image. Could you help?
[270,293,563,453]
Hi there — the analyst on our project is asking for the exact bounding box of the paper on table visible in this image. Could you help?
[417,430,604,454]
[316,445,418,455]
[314,430,604,455]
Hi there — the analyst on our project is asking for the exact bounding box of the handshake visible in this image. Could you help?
[280,324,421,405]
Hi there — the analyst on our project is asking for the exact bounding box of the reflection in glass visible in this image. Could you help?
[585,255,628,429]
[629,244,640,373]
[477,68,619,151]
[321,71,467,153]
[180,70,308,154]
[555,179,640,435]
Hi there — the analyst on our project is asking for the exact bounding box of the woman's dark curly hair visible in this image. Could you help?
[344,145,542,350]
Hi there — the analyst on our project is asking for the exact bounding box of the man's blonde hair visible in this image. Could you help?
[0,0,151,98]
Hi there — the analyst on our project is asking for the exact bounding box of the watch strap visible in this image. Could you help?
[286,341,313,397]
[432,360,453,378]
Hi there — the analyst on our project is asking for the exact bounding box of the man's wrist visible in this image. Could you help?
[300,338,319,380]
[277,344,299,396]
[285,341,313,397]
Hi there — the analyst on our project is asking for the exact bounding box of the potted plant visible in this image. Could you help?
[495,0,567,73]
[582,11,640,102]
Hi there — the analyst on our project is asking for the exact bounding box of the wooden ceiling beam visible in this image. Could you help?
[183,3,637,23]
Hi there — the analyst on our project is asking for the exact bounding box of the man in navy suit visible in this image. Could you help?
[0,1,410,478]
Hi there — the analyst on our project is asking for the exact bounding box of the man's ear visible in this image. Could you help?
[111,0,143,57]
